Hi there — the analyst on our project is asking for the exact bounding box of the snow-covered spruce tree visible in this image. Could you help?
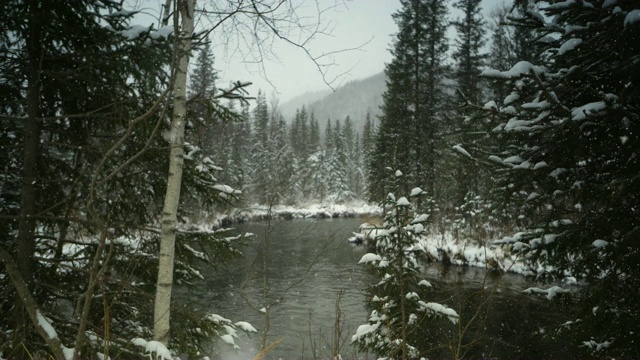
[484,1,640,356]
[361,113,375,198]
[509,0,540,64]
[486,4,517,106]
[249,91,271,205]
[353,171,459,359]
[248,95,296,205]
[447,0,488,235]
[289,106,312,203]
[367,0,449,206]
[187,40,219,156]
[327,119,355,203]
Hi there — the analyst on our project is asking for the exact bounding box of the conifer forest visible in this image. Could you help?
[1,0,639,359]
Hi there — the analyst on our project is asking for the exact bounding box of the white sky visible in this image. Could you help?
[136,0,509,102]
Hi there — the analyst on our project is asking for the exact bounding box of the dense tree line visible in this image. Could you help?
[191,88,370,207]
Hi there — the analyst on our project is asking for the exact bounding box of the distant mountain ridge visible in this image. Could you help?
[281,72,386,133]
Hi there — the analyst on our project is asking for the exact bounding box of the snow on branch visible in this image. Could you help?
[132,338,173,360]
[452,144,473,159]
[0,248,71,360]
[418,301,460,324]
[481,61,546,79]
[358,253,382,264]
[523,286,571,301]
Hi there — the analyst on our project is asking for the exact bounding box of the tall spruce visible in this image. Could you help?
[449,0,487,227]
[353,173,459,359]
[188,40,218,154]
[487,4,516,104]
[368,0,449,205]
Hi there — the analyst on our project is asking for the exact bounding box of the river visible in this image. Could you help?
[183,218,589,359]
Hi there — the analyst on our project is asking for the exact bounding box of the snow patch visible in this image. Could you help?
[481,61,546,79]
[557,38,582,55]
[131,338,173,360]
[483,100,498,110]
[36,310,58,340]
[234,321,257,333]
[220,334,239,349]
[150,26,174,40]
[396,197,411,207]
[523,286,571,300]
[534,161,548,170]
[411,214,429,224]
[452,144,473,159]
[624,9,640,28]
[592,239,608,248]
[571,101,606,121]
[359,253,382,264]
[351,323,379,343]
[419,302,459,324]
[582,339,612,351]
[120,25,149,40]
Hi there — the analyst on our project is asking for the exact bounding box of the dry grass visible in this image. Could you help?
[361,214,383,227]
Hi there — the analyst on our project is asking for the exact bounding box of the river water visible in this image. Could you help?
[184,218,588,359]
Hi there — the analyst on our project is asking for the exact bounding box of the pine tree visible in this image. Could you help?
[487,4,516,104]
[250,91,271,204]
[188,40,219,154]
[353,172,458,359]
[367,0,449,205]
[326,119,354,203]
[509,0,538,63]
[189,41,217,98]
[485,1,640,356]
[448,0,488,231]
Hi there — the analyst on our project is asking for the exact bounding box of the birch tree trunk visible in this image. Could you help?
[153,0,195,345]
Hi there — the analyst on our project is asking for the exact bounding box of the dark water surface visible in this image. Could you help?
[182,218,587,359]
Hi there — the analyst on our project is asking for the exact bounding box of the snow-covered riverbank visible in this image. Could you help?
[194,202,575,282]
[200,201,383,228]
[352,223,578,282]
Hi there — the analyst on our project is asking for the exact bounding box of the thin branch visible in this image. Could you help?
[0,249,69,360]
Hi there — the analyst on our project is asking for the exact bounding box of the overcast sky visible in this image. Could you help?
[139,0,510,103]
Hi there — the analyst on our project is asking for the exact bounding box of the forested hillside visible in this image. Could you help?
[281,72,386,133]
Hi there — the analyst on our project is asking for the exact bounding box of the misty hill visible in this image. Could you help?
[279,88,332,119]
[281,72,386,132]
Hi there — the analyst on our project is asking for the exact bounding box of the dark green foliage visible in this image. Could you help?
[353,172,458,358]
[367,0,449,205]
[448,0,488,213]
[486,1,640,356]
[0,1,249,357]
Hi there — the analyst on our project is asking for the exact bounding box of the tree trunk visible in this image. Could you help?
[153,0,195,345]
[14,0,42,349]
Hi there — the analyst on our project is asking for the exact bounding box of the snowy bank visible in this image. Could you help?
[351,227,574,280]
[199,201,382,228]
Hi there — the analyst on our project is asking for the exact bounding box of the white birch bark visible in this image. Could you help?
[153,0,195,345]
